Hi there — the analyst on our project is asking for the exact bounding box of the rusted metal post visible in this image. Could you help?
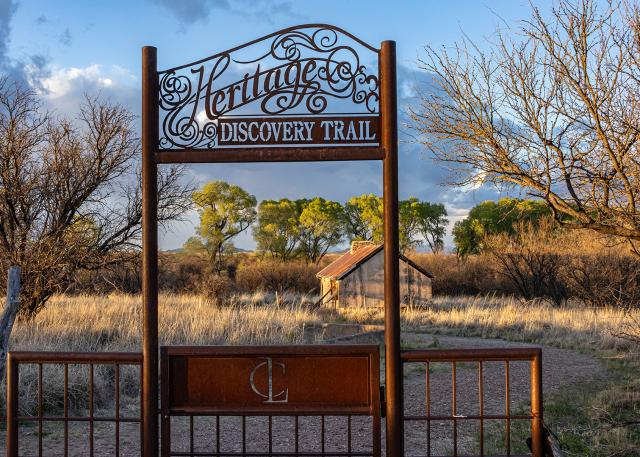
[531,349,544,457]
[6,352,18,457]
[380,40,403,457]
[142,45,159,457]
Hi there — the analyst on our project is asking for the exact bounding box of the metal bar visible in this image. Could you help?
[142,44,160,457]
[38,362,43,457]
[243,416,247,456]
[154,147,384,164]
[400,348,541,362]
[530,350,544,457]
[426,362,431,457]
[505,361,510,456]
[168,453,375,457]
[6,352,19,457]
[64,363,69,457]
[452,362,457,457]
[403,415,531,421]
[478,362,484,457]
[90,364,94,457]
[8,351,142,363]
[380,39,402,457]
[16,416,142,422]
[347,415,351,455]
[320,415,325,455]
[294,416,298,456]
[269,415,273,456]
[190,415,194,456]
[216,415,220,454]
[116,363,121,457]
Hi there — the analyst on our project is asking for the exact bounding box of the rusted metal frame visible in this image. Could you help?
[7,351,143,363]
[478,362,484,457]
[347,415,352,455]
[320,415,324,454]
[189,415,194,455]
[64,363,69,456]
[505,361,511,456]
[161,346,171,457]
[90,363,94,457]
[380,39,402,457]
[530,350,544,457]
[17,415,142,422]
[452,362,457,457]
[142,45,160,457]
[6,352,19,457]
[6,353,143,457]
[161,24,379,75]
[404,414,530,421]
[401,348,544,457]
[154,147,385,164]
[216,415,220,454]
[38,362,43,457]
[426,362,431,457]
[116,363,121,457]
[169,453,373,457]
[400,348,541,362]
[163,344,378,357]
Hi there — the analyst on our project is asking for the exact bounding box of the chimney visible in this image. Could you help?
[350,240,376,254]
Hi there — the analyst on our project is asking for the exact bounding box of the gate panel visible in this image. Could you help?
[401,348,543,457]
[5,351,143,457]
[160,345,381,457]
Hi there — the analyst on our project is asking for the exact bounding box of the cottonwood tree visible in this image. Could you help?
[190,181,257,270]
[0,79,192,374]
[344,194,448,253]
[253,199,300,261]
[400,198,448,253]
[343,194,384,242]
[412,0,640,254]
[297,198,344,263]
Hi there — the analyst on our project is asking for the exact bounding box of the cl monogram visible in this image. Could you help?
[249,357,289,403]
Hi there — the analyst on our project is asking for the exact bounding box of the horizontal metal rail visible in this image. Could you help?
[401,347,543,457]
[6,351,143,457]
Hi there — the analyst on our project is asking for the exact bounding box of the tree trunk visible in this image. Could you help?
[0,266,21,382]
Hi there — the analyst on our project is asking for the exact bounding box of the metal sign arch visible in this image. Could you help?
[141,24,401,457]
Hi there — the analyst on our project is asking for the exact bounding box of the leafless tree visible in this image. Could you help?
[483,217,569,306]
[411,0,640,253]
[0,78,193,318]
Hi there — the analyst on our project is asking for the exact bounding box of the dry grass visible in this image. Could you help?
[10,292,637,354]
[10,292,322,353]
[335,295,638,353]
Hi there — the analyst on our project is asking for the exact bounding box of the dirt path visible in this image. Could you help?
[2,331,605,456]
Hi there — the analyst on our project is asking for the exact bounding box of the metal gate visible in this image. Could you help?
[160,345,381,457]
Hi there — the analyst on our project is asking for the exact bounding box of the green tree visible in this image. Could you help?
[253,199,300,261]
[189,181,257,269]
[297,198,344,263]
[343,194,383,242]
[453,198,550,257]
[399,198,449,253]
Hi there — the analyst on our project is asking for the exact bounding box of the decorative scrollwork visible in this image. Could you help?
[158,24,379,150]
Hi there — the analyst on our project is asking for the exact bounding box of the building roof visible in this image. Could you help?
[316,244,434,280]
[316,244,382,279]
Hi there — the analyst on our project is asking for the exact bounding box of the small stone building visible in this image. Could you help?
[316,242,434,308]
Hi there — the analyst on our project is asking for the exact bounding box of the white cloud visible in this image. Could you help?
[28,64,136,99]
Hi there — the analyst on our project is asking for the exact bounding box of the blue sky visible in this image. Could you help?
[1,0,551,251]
